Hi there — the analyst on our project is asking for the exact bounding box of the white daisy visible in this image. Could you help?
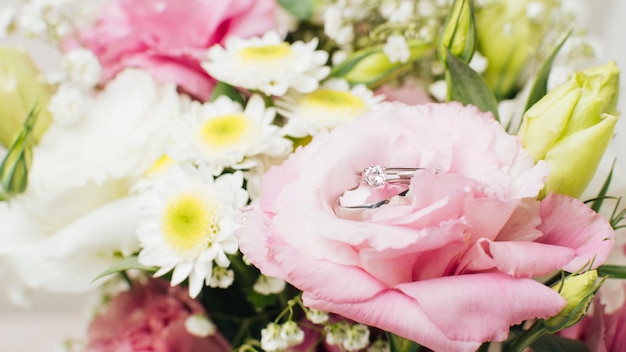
[168,94,292,175]
[202,31,330,96]
[137,165,248,298]
[276,78,384,137]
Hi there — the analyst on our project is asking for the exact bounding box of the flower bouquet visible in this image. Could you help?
[1,0,625,351]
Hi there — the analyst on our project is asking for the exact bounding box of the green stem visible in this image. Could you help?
[508,322,547,352]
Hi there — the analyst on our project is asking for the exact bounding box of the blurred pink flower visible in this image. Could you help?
[87,279,230,352]
[560,285,626,352]
[236,102,614,351]
[67,0,276,101]
[374,80,433,105]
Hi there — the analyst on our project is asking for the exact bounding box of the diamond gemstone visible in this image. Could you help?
[362,165,386,187]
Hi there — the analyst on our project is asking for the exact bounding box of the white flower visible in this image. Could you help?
[137,166,248,298]
[383,34,410,63]
[0,7,14,38]
[48,84,89,126]
[253,275,286,295]
[168,94,292,175]
[428,80,448,102]
[380,1,415,23]
[203,31,330,96]
[208,266,234,288]
[343,324,370,351]
[62,48,102,87]
[305,308,329,324]
[469,51,488,74]
[17,0,74,39]
[280,321,305,346]
[276,78,383,137]
[0,69,180,292]
[184,314,216,337]
[260,323,289,352]
[324,321,349,345]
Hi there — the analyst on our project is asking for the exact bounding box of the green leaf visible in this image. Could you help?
[246,291,279,313]
[387,332,420,352]
[92,255,157,282]
[278,0,314,20]
[589,159,615,212]
[446,50,500,120]
[523,30,573,112]
[597,264,626,279]
[209,81,245,105]
[0,106,38,200]
[530,334,591,352]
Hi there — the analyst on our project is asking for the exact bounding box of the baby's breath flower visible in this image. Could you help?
[343,324,371,351]
[253,275,286,295]
[324,321,349,345]
[208,266,235,288]
[280,321,305,346]
[184,314,216,337]
[383,34,410,63]
[305,308,329,324]
[62,48,102,87]
[260,323,288,352]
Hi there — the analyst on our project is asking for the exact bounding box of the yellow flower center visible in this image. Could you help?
[200,114,252,150]
[300,89,367,121]
[237,43,292,63]
[161,192,219,258]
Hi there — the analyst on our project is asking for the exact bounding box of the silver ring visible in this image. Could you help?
[338,189,409,209]
[357,164,424,188]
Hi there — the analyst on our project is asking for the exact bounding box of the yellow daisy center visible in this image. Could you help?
[161,192,219,258]
[237,43,292,63]
[200,114,252,150]
[300,89,367,121]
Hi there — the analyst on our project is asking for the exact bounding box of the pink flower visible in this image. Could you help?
[236,102,614,352]
[374,80,433,105]
[560,285,626,352]
[87,279,230,352]
[68,0,276,101]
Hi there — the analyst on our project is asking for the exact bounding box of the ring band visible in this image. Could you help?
[338,190,409,209]
[357,164,424,188]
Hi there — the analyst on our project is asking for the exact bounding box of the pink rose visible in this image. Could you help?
[87,278,230,352]
[236,102,614,351]
[68,0,276,101]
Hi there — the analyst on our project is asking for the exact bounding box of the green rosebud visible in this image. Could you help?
[333,40,433,88]
[438,0,476,64]
[0,107,38,200]
[476,0,557,99]
[544,270,602,333]
[0,46,53,147]
[518,61,620,198]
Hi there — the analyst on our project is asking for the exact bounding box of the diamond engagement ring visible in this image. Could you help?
[358,164,424,188]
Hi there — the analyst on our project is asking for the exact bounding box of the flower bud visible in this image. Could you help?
[518,61,620,198]
[476,0,556,99]
[438,0,476,64]
[544,270,601,332]
[0,46,52,147]
[335,40,432,87]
